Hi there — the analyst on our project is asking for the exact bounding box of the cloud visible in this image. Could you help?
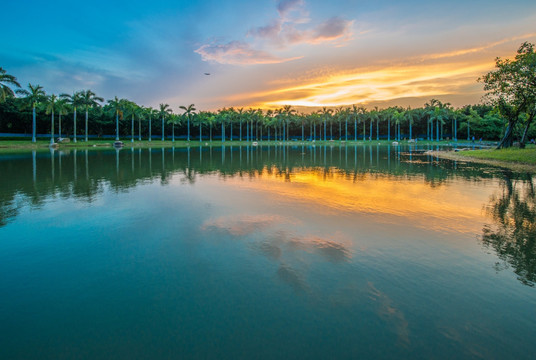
[310,17,354,44]
[196,1,353,65]
[195,41,301,65]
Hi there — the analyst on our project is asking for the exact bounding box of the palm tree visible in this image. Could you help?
[158,103,171,141]
[0,67,21,102]
[56,98,69,139]
[320,107,333,141]
[179,104,196,141]
[207,114,216,142]
[136,106,146,141]
[124,101,138,143]
[60,91,82,143]
[107,96,124,141]
[195,112,206,142]
[79,90,103,142]
[17,83,46,143]
[168,113,181,142]
[45,94,58,144]
[148,107,157,142]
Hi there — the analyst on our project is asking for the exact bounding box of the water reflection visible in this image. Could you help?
[1,145,535,287]
[481,172,536,286]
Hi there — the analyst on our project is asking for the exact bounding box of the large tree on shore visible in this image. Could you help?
[480,42,536,148]
[17,83,46,143]
[0,67,21,102]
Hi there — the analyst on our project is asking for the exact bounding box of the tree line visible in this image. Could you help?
[1,42,535,148]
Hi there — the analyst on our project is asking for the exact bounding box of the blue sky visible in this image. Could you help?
[2,0,536,111]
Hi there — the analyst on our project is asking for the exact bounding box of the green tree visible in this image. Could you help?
[480,42,536,148]
[56,98,69,139]
[0,67,21,102]
[17,83,46,143]
[60,92,83,142]
[107,96,125,141]
[45,94,58,144]
[158,103,172,141]
[179,104,196,141]
[79,90,103,142]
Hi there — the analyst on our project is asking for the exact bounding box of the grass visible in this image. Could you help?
[0,137,487,151]
[456,146,536,165]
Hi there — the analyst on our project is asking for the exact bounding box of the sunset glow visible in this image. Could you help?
[2,1,536,110]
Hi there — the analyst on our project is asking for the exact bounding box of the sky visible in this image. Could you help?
[2,0,536,112]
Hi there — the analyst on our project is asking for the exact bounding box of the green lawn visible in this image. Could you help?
[457,146,536,165]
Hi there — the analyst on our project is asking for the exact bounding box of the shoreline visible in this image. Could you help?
[428,150,536,174]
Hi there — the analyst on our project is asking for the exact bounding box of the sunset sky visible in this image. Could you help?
[2,0,536,111]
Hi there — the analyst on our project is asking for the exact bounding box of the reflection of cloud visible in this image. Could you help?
[201,214,288,236]
[277,263,309,293]
[258,241,283,260]
[368,282,410,346]
[286,235,352,263]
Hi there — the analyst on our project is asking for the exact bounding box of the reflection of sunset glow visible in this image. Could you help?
[222,168,491,234]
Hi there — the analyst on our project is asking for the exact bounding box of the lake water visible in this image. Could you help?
[1,144,535,359]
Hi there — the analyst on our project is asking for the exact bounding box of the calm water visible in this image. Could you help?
[1,144,535,359]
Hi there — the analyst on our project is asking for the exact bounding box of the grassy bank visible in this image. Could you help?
[456,146,536,165]
[0,138,492,151]
[430,146,536,173]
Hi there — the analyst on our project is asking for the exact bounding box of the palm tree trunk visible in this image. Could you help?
[73,107,77,143]
[187,116,190,141]
[199,123,202,142]
[50,110,54,144]
[32,105,37,143]
[115,111,119,141]
[161,117,164,141]
[131,115,134,142]
[388,118,391,141]
[376,119,379,140]
[85,108,88,142]
[240,120,242,141]
[409,122,412,140]
[149,117,152,142]
[138,118,141,141]
[172,123,175,142]
[59,114,62,139]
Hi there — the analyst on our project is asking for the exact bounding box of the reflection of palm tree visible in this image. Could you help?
[17,84,46,143]
[482,174,536,286]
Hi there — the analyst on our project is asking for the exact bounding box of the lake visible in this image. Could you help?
[1,144,535,359]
